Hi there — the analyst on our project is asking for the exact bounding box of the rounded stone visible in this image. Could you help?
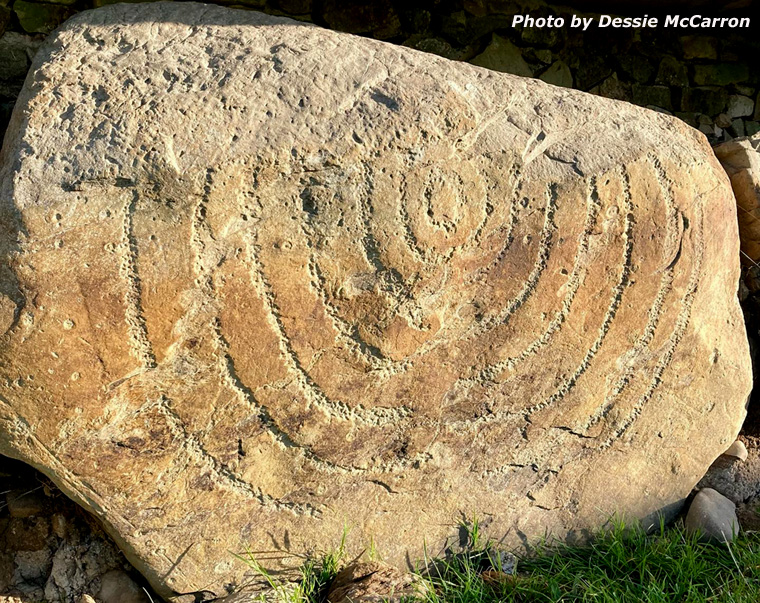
[97,570,150,603]
[685,488,739,544]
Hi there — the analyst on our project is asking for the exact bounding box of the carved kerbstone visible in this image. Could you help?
[0,3,751,599]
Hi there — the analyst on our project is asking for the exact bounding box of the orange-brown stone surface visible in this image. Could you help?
[0,3,751,599]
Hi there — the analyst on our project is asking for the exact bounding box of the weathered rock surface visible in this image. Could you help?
[714,133,760,262]
[0,2,751,600]
[697,436,760,506]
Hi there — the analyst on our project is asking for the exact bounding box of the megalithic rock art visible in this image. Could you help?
[0,2,752,599]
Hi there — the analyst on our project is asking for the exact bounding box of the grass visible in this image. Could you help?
[235,518,760,603]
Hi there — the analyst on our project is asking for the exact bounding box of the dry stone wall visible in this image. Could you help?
[0,3,752,600]
[0,0,758,145]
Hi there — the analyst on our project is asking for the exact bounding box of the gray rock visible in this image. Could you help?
[470,34,532,77]
[731,120,746,138]
[539,60,572,88]
[747,121,760,137]
[685,488,739,544]
[728,95,755,119]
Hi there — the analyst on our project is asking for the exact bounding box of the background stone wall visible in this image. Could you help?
[0,0,758,146]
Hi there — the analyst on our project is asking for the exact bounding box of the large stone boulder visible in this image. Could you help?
[0,2,751,599]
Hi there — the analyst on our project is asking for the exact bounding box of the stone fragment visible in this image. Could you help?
[693,63,749,87]
[730,119,746,138]
[728,95,755,119]
[680,36,718,60]
[78,596,98,603]
[655,56,688,87]
[716,113,733,128]
[51,514,67,539]
[685,488,739,544]
[0,3,751,599]
[714,133,760,262]
[470,34,532,77]
[747,121,760,137]
[723,440,748,462]
[327,562,425,603]
[539,60,572,89]
[97,570,150,603]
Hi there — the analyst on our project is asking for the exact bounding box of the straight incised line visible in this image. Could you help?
[120,190,157,369]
